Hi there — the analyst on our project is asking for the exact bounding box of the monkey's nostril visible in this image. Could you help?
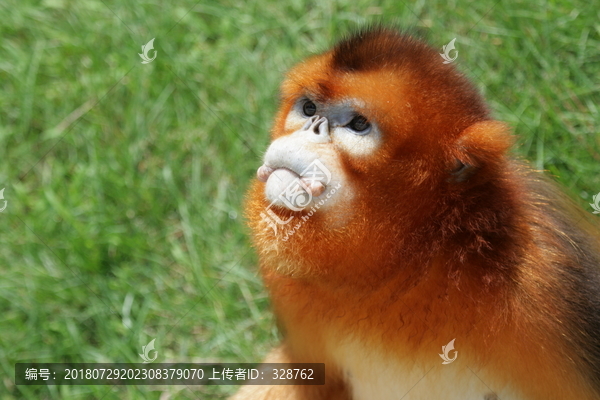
[302,115,319,131]
[300,116,329,139]
[312,120,322,134]
[311,117,328,135]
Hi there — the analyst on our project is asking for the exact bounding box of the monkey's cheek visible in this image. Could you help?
[264,168,321,212]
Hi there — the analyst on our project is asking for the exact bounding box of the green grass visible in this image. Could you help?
[1,0,598,398]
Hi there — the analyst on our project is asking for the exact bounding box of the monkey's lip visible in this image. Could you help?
[257,165,326,197]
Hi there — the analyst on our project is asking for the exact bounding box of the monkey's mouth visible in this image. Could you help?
[257,165,326,197]
[257,164,329,212]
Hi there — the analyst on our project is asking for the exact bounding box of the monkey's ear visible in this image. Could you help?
[448,120,512,183]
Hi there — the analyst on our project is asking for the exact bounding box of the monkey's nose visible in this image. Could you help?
[300,116,330,142]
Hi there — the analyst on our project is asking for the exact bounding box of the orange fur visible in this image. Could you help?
[237,27,600,400]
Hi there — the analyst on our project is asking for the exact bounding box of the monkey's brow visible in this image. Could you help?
[302,80,334,103]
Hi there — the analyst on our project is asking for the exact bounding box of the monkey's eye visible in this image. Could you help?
[347,115,371,134]
[302,100,317,117]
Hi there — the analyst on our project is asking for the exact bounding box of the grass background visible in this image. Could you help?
[1,0,598,398]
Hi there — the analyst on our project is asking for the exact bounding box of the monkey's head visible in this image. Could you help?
[246,27,514,282]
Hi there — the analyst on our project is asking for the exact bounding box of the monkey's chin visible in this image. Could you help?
[264,168,327,212]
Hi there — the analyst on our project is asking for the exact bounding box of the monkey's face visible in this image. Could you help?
[254,53,418,223]
[257,95,382,214]
[246,59,395,276]
[247,31,511,277]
